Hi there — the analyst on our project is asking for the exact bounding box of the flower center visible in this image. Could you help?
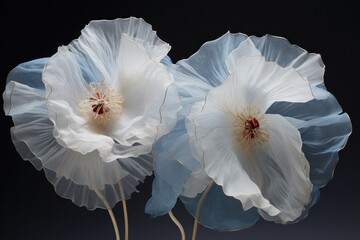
[244,117,260,139]
[79,81,124,125]
[233,107,268,150]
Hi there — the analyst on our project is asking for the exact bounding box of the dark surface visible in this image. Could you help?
[1,1,359,239]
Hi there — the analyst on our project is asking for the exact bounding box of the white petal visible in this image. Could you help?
[210,56,314,113]
[186,103,280,215]
[188,101,312,222]
[4,81,145,210]
[238,114,312,223]
[3,81,45,116]
[71,17,170,82]
[114,34,160,88]
[182,169,212,198]
[173,32,249,89]
[43,48,115,160]
[108,46,180,147]
[225,37,261,73]
[250,34,325,86]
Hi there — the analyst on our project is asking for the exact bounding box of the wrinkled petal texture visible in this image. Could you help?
[187,93,313,223]
[208,55,314,113]
[146,33,254,220]
[145,120,201,216]
[268,90,352,189]
[42,17,180,161]
[148,32,351,229]
[3,59,153,209]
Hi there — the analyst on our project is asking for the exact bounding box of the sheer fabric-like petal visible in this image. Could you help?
[43,17,179,162]
[248,114,312,223]
[211,56,314,113]
[3,59,153,209]
[147,31,351,230]
[187,103,281,215]
[250,34,325,87]
[43,48,117,160]
[145,120,200,216]
[181,183,260,231]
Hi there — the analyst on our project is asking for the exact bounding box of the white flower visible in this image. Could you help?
[3,17,180,209]
[186,54,314,223]
[147,33,351,230]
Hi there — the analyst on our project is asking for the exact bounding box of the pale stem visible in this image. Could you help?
[119,182,129,240]
[169,210,186,240]
[191,180,215,240]
[94,189,120,240]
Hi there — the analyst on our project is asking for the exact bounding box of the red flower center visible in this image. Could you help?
[90,92,110,115]
[244,117,260,139]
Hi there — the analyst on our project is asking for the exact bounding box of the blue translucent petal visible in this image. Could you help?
[298,113,351,187]
[171,33,249,119]
[267,85,343,120]
[250,35,306,68]
[6,58,49,89]
[267,90,351,220]
[180,184,260,231]
[146,120,200,216]
[267,94,352,188]
[175,32,248,87]
[160,55,173,66]
[145,160,191,216]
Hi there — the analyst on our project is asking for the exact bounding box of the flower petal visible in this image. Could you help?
[182,169,212,198]
[4,58,48,88]
[107,37,180,147]
[243,114,312,223]
[225,37,261,73]
[188,97,313,223]
[145,120,201,216]
[145,159,191,216]
[290,113,351,188]
[186,103,281,216]
[181,32,248,86]
[4,59,152,209]
[267,86,352,189]
[267,85,343,120]
[43,48,116,160]
[250,34,325,86]
[211,56,314,112]
[171,34,263,123]
[70,17,170,82]
[171,33,253,118]
[181,183,260,231]
[63,20,180,156]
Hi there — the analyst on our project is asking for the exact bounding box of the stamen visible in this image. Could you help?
[233,107,268,150]
[244,117,260,139]
[79,81,124,126]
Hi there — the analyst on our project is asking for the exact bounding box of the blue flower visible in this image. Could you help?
[146,32,351,230]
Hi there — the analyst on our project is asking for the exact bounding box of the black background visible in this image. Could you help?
[1,1,359,239]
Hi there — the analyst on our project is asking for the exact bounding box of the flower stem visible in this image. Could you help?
[191,180,215,240]
[119,183,129,240]
[169,210,186,240]
[95,189,120,240]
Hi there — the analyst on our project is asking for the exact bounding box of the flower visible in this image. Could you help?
[146,32,351,230]
[3,17,180,209]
